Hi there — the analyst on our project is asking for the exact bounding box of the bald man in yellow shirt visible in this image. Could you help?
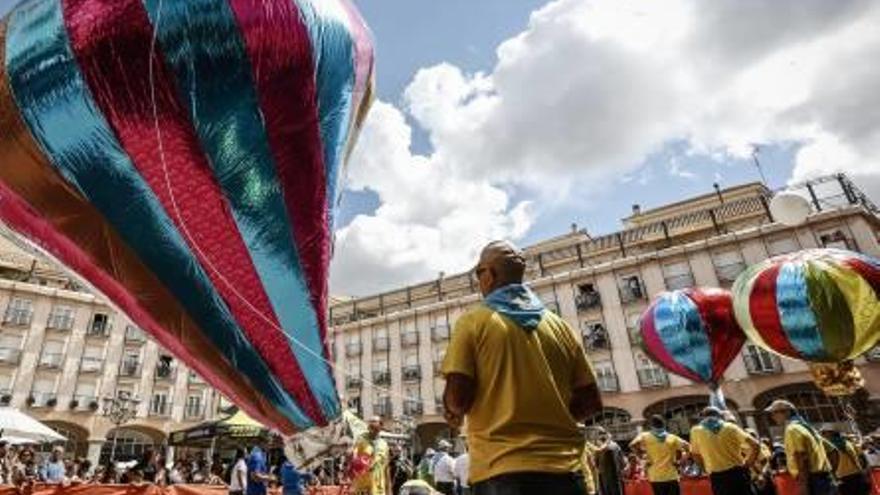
[442,241,603,495]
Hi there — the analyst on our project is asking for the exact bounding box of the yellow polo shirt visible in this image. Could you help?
[832,440,863,478]
[784,423,831,476]
[689,422,751,474]
[634,432,686,482]
[582,442,598,493]
[443,305,596,484]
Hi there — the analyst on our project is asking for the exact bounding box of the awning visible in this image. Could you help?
[169,410,272,448]
[0,408,67,443]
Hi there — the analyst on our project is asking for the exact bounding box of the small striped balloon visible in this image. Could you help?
[732,249,880,363]
[640,288,746,386]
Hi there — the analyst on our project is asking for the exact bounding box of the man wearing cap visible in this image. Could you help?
[442,240,602,495]
[689,407,760,495]
[630,415,689,495]
[820,428,870,495]
[766,400,836,495]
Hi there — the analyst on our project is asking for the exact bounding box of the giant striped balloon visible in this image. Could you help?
[733,249,880,364]
[0,0,374,434]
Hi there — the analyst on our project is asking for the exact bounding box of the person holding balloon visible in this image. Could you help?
[766,400,836,495]
[628,415,689,495]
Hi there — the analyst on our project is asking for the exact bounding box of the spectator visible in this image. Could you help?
[135,448,163,484]
[432,441,456,495]
[229,448,248,495]
[279,456,313,495]
[595,428,626,495]
[766,400,835,495]
[442,240,602,495]
[454,449,471,495]
[351,416,389,495]
[246,446,273,495]
[821,428,869,495]
[689,406,759,495]
[418,449,436,485]
[0,441,9,484]
[40,446,66,483]
[630,415,689,495]
[863,436,880,468]
[169,460,187,484]
[389,445,412,495]
[12,447,38,487]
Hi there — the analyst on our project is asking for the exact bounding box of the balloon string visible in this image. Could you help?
[146,2,407,407]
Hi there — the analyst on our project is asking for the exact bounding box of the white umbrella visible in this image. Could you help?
[0,408,66,443]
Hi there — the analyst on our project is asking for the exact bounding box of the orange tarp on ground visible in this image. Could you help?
[0,486,347,495]
[626,471,880,495]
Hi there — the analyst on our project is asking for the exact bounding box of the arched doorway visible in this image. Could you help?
[752,382,871,436]
[643,396,740,438]
[584,408,637,442]
[100,427,165,464]
[40,421,89,458]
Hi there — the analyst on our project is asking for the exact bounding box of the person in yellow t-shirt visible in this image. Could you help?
[351,417,390,495]
[630,415,689,495]
[581,440,599,495]
[821,428,870,495]
[689,407,759,495]
[442,240,603,495]
[766,400,835,495]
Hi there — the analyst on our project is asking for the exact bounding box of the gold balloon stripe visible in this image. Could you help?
[0,24,295,434]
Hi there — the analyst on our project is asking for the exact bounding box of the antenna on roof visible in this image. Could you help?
[750,144,769,186]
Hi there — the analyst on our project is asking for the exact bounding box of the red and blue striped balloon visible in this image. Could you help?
[0,0,374,434]
[733,249,880,363]
[640,288,746,386]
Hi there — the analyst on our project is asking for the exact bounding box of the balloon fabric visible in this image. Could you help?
[640,288,746,386]
[0,0,374,434]
[733,249,880,364]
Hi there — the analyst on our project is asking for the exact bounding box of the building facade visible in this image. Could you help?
[328,175,880,445]
[0,236,227,465]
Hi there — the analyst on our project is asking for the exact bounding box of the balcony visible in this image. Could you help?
[628,326,644,346]
[38,352,64,369]
[28,392,58,408]
[80,357,104,374]
[664,273,695,291]
[402,365,421,382]
[0,389,12,406]
[150,402,172,417]
[86,322,111,338]
[184,405,205,421]
[124,326,147,344]
[346,342,362,357]
[744,350,783,375]
[155,365,177,382]
[619,278,645,304]
[188,371,206,385]
[637,369,669,389]
[403,400,423,416]
[401,332,419,348]
[0,348,21,365]
[4,309,33,327]
[372,337,389,352]
[431,325,450,342]
[346,376,363,389]
[119,362,142,378]
[70,395,100,412]
[597,373,620,393]
[715,262,747,284]
[372,371,391,386]
[582,324,610,352]
[374,399,392,417]
[46,314,74,332]
[575,291,602,312]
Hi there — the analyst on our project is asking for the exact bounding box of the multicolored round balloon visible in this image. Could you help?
[640,288,746,386]
[0,0,374,434]
[733,249,880,363]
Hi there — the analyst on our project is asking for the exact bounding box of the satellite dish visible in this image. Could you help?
[770,191,812,226]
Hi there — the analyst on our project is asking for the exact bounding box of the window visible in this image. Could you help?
[347,395,362,416]
[401,328,419,347]
[743,344,782,374]
[433,344,447,375]
[47,305,75,330]
[346,335,362,356]
[818,229,850,250]
[39,340,65,369]
[372,359,390,385]
[120,351,141,377]
[0,371,13,395]
[585,408,636,441]
[662,261,695,290]
[373,392,391,417]
[431,323,450,342]
[100,429,154,464]
[31,377,57,407]
[403,386,422,415]
[80,345,104,374]
[124,325,146,343]
[4,297,33,326]
[0,335,22,364]
[767,237,799,257]
[627,313,643,346]
[185,394,203,419]
[73,382,97,410]
[594,361,619,393]
[403,352,420,381]
[713,250,746,284]
[618,275,645,303]
[373,329,389,352]
[635,353,669,389]
[150,391,171,416]
[155,355,175,380]
[575,283,601,312]
[88,313,111,336]
[582,321,609,351]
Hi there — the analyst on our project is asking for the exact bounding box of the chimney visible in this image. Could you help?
[632,204,641,216]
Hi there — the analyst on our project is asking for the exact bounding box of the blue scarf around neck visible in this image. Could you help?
[484,284,546,331]
[650,428,668,442]
[700,417,724,435]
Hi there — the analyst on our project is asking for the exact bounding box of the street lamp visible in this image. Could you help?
[102,395,141,463]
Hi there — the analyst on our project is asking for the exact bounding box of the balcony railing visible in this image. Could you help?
[575,291,602,312]
[597,373,620,393]
[155,366,177,381]
[39,352,64,369]
[124,326,147,343]
[431,325,450,342]
[664,273,695,291]
[0,348,22,365]
[71,395,99,412]
[86,322,111,338]
[402,365,421,382]
[715,262,747,284]
[150,402,172,417]
[80,357,104,374]
[403,401,423,416]
[619,279,645,304]
[637,369,669,389]
[583,325,610,352]
[46,314,74,331]
[743,352,783,375]
[188,371,206,385]
[346,376,363,389]
[29,392,58,408]
[372,371,391,385]
[119,362,142,378]
[346,343,362,357]
[401,332,419,347]
[372,337,389,352]
[4,309,33,327]
[184,405,205,420]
